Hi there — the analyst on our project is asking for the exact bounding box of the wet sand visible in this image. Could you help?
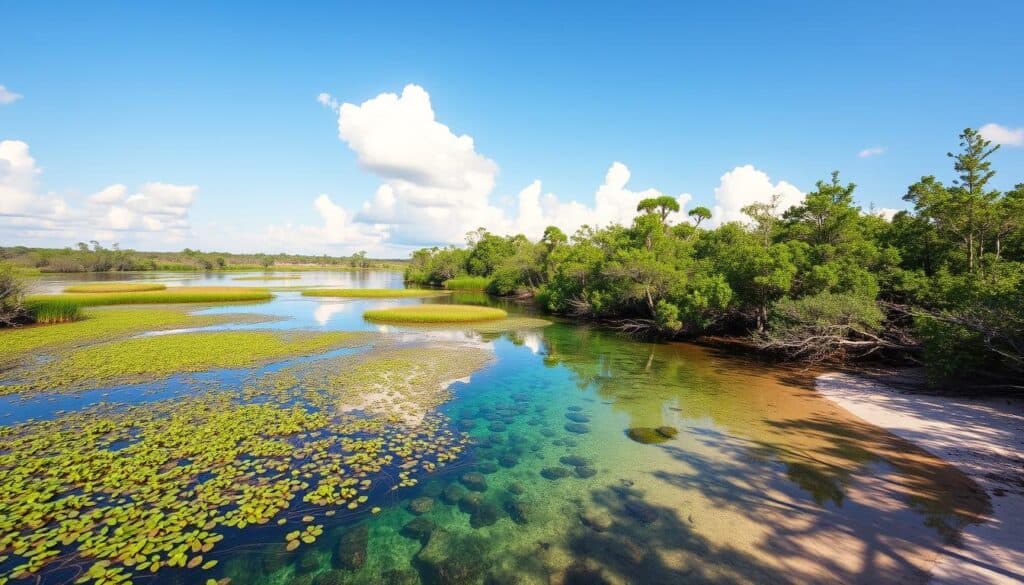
[817,372,1024,585]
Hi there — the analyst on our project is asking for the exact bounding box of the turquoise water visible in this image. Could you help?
[0,272,991,585]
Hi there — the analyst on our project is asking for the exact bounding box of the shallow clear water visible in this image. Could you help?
[1,271,991,585]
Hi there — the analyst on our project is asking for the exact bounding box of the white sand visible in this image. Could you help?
[817,372,1024,585]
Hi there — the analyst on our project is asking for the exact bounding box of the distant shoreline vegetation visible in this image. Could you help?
[0,243,408,273]
[404,128,1024,390]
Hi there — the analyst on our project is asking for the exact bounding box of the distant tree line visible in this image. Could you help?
[0,244,402,273]
[405,128,1024,389]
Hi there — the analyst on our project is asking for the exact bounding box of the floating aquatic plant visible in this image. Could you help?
[0,385,471,584]
[0,330,370,395]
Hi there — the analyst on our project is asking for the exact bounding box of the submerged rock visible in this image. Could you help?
[564,423,590,434]
[559,455,592,467]
[506,481,526,495]
[498,453,519,468]
[335,523,369,570]
[566,405,583,412]
[488,422,507,432]
[442,483,468,505]
[574,465,597,479]
[409,496,435,515]
[655,426,679,439]
[476,461,499,475]
[505,499,531,525]
[565,412,591,423]
[579,508,613,532]
[459,491,483,514]
[625,427,677,444]
[470,501,502,528]
[415,529,486,585]
[460,472,488,492]
[540,466,572,480]
[401,516,437,544]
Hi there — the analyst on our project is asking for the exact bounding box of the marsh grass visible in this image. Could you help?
[26,286,273,307]
[1,330,369,393]
[0,307,278,363]
[442,276,492,290]
[26,298,82,324]
[302,288,448,298]
[63,282,168,293]
[363,304,507,323]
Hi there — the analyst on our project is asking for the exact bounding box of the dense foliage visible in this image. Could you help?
[406,129,1024,388]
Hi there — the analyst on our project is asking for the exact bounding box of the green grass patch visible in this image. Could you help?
[232,275,302,281]
[0,307,279,364]
[63,282,167,293]
[302,288,448,298]
[25,298,83,324]
[442,276,492,290]
[363,304,507,323]
[26,286,272,307]
[1,330,368,394]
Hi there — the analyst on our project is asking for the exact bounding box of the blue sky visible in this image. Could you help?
[2,1,1022,255]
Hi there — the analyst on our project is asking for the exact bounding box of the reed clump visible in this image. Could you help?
[26,298,83,324]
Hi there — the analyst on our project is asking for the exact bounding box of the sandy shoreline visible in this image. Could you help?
[816,372,1024,585]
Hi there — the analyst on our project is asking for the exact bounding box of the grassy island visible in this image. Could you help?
[302,288,448,298]
[363,304,507,323]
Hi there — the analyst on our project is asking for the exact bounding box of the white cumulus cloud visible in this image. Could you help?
[858,146,886,158]
[709,165,803,226]
[979,123,1024,147]
[280,84,694,252]
[0,85,22,105]
[0,139,198,245]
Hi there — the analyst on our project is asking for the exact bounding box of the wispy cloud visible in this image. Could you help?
[316,92,339,112]
[858,146,886,158]
[0,84,22,105]
[979,123,1024,147]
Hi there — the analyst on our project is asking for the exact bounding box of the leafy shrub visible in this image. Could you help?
[1,263,29,326]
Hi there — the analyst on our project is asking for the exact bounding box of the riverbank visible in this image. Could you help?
[816,372,1024,584]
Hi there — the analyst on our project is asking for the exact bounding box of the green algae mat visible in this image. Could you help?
[0,330,369,395]
[0,307,274,365]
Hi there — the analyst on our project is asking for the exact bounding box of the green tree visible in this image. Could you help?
[687,206,712,228]
[636,195,680,223]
